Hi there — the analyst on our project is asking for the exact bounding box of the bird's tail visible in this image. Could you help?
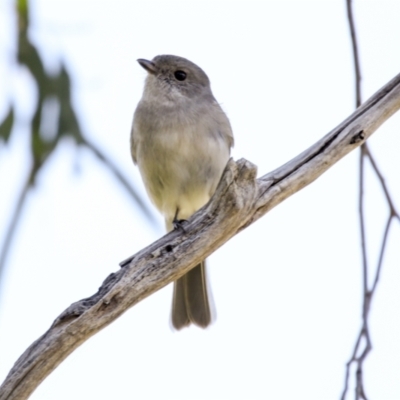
[171,260,212,329]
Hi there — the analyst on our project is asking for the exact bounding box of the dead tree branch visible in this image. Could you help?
[1,72,400,400]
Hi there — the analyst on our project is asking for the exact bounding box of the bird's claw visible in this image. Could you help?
[173,218,187,232]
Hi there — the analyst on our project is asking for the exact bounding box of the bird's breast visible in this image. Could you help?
[135,122,230,221]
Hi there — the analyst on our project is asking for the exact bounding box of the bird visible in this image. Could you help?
[130,55,234,329]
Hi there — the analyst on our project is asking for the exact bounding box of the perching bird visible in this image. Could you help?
[131,55,234,329]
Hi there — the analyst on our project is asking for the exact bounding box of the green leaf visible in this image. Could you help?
[0,107,14,143]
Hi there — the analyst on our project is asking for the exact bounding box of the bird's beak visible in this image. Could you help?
[137,59,157,74]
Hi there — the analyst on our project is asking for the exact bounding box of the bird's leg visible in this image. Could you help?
[173,208,187,232]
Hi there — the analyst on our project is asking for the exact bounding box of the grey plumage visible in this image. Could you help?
[131,55,233,329]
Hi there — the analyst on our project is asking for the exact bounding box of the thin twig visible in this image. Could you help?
[371,217,392,293]
[363,145,400,218]
[341,1,400,399]
[358,145,368,297]
[0,167,34,293]
[346,0,362,108]
[81,138,156,224]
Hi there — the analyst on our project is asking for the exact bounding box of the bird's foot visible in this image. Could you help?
[173,218,187,232]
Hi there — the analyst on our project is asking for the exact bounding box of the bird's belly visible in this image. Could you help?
[137,130,229,223]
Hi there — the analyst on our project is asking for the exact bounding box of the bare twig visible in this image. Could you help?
[341,2,400,399]
[81,138,156,223]
[0,167,34,289]
[364,145,400,218]
[1,70,400,400]
[346,0,362,109]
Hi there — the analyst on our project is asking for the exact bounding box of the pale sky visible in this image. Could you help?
[1,1,400,399]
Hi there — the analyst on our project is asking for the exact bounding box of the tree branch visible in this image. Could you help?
[1,71,400,400]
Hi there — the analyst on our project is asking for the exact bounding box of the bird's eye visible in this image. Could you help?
[174,70,187,81]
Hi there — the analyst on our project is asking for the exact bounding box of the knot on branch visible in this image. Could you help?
[350,129,365,144]
[205,158,258,223]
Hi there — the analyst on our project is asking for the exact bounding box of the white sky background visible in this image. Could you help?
[0,0,400,399]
